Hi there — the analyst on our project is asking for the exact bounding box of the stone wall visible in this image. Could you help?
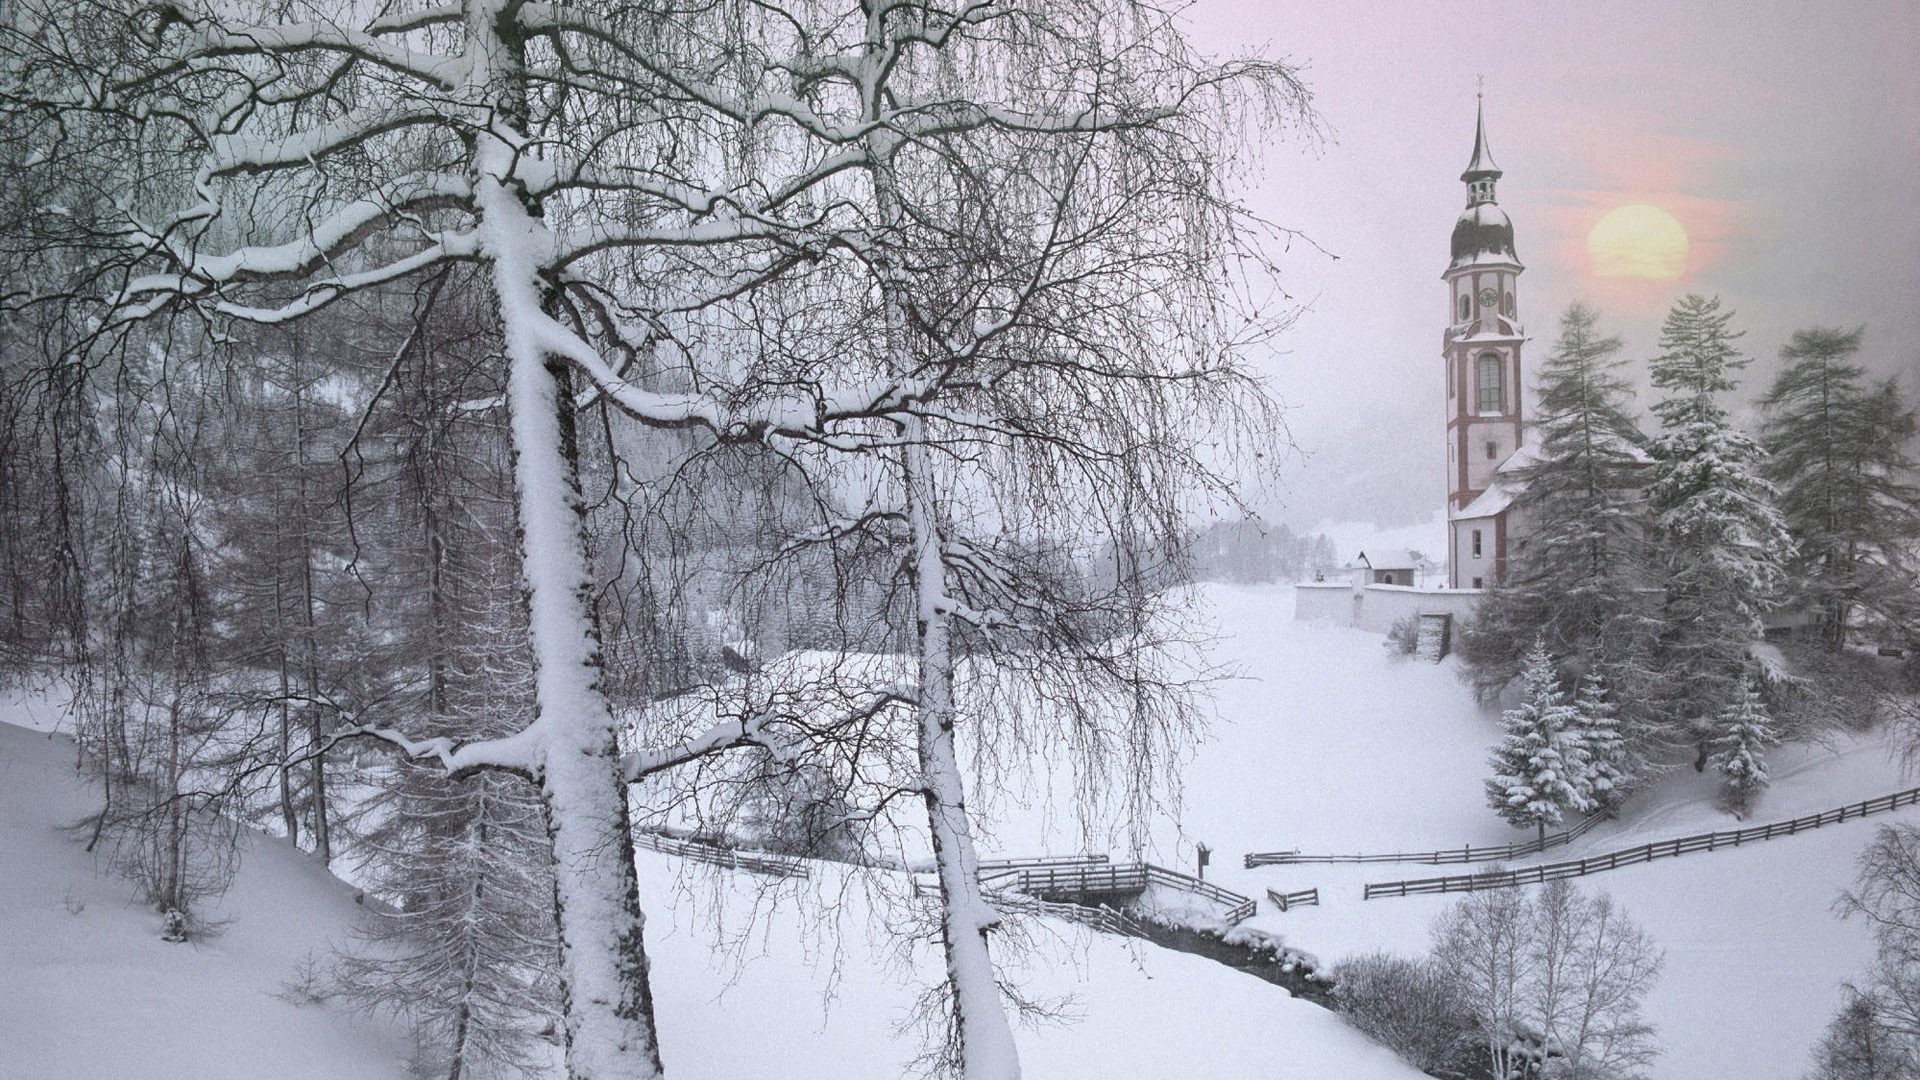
[1294,580,1484,635]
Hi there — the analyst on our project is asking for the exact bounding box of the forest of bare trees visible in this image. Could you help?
[0,2,1310,1078]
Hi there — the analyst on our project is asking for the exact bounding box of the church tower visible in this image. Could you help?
[1443,95,1526,589]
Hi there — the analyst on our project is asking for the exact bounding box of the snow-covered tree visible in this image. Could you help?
[1487,643,1595,843]
[1573,669,1633,811]
[0,3,1303,1075]
[1462,304,1658,734]
[1644,295,1793,749]
[1761,327,1920,651]
[1710,676,1778,817]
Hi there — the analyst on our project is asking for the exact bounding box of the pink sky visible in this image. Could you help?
[1177,0,1920,529]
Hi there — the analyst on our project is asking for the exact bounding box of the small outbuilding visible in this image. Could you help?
[1345,549,1425,587]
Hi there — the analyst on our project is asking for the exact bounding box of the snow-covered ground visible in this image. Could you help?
[5,583,1903,1079]
[995,583,1909,1080]
[0,698,1426,1080]
[0,716,415,1080]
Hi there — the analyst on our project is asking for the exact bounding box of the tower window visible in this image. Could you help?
[1472,529,1483,558]
[1504,291,1515,316]
[1458,294,1470,321]
[1472,576,1484,589]
[1486,440,1498,460]
[1477,353,1503,414]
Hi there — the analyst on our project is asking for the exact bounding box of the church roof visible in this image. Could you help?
[1461,96,1502,182]
[1449,443,1538,522]
[1450,202,1519,269]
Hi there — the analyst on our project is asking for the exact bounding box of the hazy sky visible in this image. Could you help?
[1177,1,1920,533]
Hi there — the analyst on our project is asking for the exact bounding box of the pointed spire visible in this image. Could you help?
[1462,89,1502,183]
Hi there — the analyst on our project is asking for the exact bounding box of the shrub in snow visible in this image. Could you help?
[1331,952,1476,1077]
[1486,643,1596,843]
[1711,676,1779,818]
[1384,616,1420,657]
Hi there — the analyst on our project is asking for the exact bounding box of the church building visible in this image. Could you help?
[1443,97,1531,589]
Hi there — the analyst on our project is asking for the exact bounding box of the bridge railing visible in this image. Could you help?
[1246,812,1608,869]
[972,860,1259,924]
[1363,785,1920,900]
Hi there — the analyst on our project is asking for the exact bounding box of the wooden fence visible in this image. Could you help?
[1265,887,1320,912]
[1363,786,1920,900]
[635,831,810,879]
[1246,812,1609,868]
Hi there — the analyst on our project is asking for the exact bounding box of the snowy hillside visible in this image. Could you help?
[1060,583,1911,1080]
[0,719,414,1080]
[0,706,1428,1080]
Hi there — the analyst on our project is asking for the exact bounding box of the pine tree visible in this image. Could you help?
[1710,677,1779,818]
[1644,295,1793,744]
[1462,304,1659,731]
[1573,670,1632,811]
[1487,643,1596,842]
[1761,327,1920,650]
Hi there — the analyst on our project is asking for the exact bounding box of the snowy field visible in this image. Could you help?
[2,583,1907,1079]
[0,706,1423,1080]
[1030,583,1910,1080]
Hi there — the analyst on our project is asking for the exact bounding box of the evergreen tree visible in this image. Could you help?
[1710,677,1779,818]
[1487,643,1596,842]
[1573,669,1633,810]
[1644,295,1793,748]
[1462,304,1658,731]
[1761,327,1920,650]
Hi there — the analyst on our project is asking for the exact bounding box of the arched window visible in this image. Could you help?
[1458,294,1470,321]
[1504,291,1515,316]
[1477,353,1503,414]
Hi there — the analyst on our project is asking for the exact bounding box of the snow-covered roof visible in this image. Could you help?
[1450,442,1538,521]
[1346,548,1423,571]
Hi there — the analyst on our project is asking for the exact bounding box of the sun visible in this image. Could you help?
[1587,204,1689,281]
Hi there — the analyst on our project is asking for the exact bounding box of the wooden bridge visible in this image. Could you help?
[974,855,1258,923]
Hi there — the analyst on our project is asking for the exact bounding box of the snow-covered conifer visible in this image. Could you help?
[1462,304,1660,738]
[1710,677,1779,817]
[1644,295,1793,744]
[1487,643,1595,842]
[1761,328,1920,651]
[1573,670,1632,810]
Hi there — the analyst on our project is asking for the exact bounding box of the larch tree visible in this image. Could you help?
[1461,304,1659,738]
[1643,294,1792,756]
[1761,327,1920,651]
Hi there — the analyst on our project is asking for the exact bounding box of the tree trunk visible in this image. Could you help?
[496,269,664,1080]
[902,430,1021,1080]
[292,352,330,866]
[274,577,299,845]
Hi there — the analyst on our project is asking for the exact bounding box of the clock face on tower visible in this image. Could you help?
[1478,286,1498,308]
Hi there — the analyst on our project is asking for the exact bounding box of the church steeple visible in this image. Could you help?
[1461,93,1502,205]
